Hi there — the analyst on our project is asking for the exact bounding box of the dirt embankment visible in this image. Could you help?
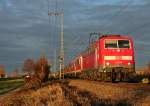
[0,80,150,106]
[68,80,150,106]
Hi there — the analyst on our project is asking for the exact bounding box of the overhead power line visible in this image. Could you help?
[73,1,133,50]
[101,0,134,31]
[126,22,150,34]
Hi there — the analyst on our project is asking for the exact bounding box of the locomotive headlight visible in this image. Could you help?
[128,62,131,65]
[106,62,110,66]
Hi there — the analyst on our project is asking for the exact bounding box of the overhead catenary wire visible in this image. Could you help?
[65,0,137,64]
[72,0,133,47]
[126,22,150,34]
[99,0,134,32]
[63,1,88,63]
[65,1,98,65]
[102,0,150,36]
[47,0,149,66]
[69,0,91,51]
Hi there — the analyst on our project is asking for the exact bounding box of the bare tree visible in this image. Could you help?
[0,65,5,78]
[34,56,50,82]
[23,59,34,75]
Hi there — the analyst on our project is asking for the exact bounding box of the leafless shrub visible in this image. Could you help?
[23,58,34,75]
[34,56,50,82]
[24,75,41,89]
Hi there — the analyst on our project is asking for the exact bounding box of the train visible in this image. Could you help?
[63,34,135,81]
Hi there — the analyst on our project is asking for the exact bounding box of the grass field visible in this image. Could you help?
[0,78,24,95]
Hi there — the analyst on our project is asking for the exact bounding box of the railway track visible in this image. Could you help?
[60,80,134,106]
[61,81,102,106]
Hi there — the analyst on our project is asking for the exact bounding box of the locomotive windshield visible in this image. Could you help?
[105,40,130,48]
[105,40,117,48]
[118,40,130,48]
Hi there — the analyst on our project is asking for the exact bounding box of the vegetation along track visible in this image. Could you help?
[1,79,150,106]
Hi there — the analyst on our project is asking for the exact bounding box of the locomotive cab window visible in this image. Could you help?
[118,40,130,48]
[105,40,117,48]
[105,39,130,48]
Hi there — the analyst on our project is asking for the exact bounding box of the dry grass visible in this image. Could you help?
[136,67,149,75]
[1,80,150,106]
[135,95,150,106]
[68,79,150,106]
[0,83,71,106]
[69,80,131,100]
[61,81,130,106]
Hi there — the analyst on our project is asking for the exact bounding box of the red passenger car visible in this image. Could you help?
[64,34,135,81]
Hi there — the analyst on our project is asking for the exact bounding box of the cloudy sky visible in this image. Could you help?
[0,0,150,73]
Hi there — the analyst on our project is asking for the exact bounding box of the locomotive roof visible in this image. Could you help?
[99,34,130,39]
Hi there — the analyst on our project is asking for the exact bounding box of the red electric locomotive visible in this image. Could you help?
[64,34,135,81]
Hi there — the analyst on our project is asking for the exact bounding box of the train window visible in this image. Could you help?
[118,40,130,48]
[105,40,117,48]
[76,59,80,65]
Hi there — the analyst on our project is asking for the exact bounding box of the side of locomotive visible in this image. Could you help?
[64,56,83,78]
[64,34,135,81]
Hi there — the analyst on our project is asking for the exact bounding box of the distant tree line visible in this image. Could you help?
[0,65,5,78]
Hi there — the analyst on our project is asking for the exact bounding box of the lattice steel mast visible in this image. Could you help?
[48,11,64,80]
